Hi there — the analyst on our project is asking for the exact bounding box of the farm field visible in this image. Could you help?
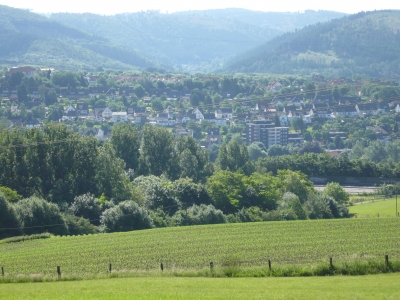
[2,274,400,299]
[349,198,399,217]
[0,218,400,277]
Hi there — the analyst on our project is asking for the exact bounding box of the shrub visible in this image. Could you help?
[323,182,350,204]
[0,186,22,203]
[173,204,227,226]
[62,214,98,235]
[14,196,68,236]
[0,192,22,239]
[235,206,268,222]
[69,193,102,225]
[100,200,154,233]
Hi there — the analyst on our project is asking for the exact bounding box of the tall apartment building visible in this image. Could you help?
[244,120,288,148]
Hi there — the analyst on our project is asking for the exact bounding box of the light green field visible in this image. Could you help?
[1,218,400,277]
[2,274,400,299]
[349,198,399,217]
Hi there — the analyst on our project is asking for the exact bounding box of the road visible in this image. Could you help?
[314,185,376,194]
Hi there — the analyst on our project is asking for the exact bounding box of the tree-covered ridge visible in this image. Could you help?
[49,10,346,71]
[0,5,159,70]
[225,10,400,77]
[175,9,346,33]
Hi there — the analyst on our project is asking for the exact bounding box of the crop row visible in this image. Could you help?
[0,218,399,275]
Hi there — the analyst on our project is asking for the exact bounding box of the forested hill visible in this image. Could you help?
[175,9,346,33]
[224,10,400,77]
[49,10,345,72]
[0,5,158,70]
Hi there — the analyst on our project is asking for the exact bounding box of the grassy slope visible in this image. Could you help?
[349,198,399,217]
[2,274,400,299]
[1,218,400,276]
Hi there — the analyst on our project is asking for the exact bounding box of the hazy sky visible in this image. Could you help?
[1,0,399,15]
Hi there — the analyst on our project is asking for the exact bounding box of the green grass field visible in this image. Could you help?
[1,218,399,277]
[2,274,400,299]
[349,198,399,217]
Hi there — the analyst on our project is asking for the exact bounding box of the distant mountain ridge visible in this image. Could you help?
[224,10,400,77]
[0,5,159,70]
[174,9,346,33]
[0,5,349,72]
[49,9,346,72]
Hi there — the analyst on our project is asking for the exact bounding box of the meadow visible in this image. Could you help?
[1,218,399,277]
[2,274,400,299]
[349,197,399,217]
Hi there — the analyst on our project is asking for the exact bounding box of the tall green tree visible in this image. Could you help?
[176,136,213,182]
[216,140,249,172]
[139,125,175,177]
[95,143,130,202]
[111,123,140,170]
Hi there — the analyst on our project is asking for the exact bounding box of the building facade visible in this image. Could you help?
[244,120,288,148]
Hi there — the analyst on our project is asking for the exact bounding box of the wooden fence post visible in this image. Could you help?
[385,255,389,266]
[1,266,4,277]
[109,263,112,273]
[268,260,271,271]
[160,263,164,272]
[57,266,61,278]
[330,257,333,268]
[210,262,214,271]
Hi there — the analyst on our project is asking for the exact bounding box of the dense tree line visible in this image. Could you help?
[0,123,356,238]
[258,153,400,178]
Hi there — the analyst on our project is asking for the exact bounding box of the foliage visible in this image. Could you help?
[278,170,315,203]
[0,192,22,239]
[173,204,227,226]
[132,175,179,215]
[62,214,98,235]
[234,206,268,222]
[207,171,281,214]
[69,193,102,225]
[111,123,140,170]
[100,200,154,233]
[139,125,176,177]
[13,196,68,236]
[172,178,211,207]
[226,10,400,77]
[0,233,51,244]
[216,140,249,172]
[323,182,350,204]
[95,143,131,202]
[0,186,22,203]
[247,142,267,161]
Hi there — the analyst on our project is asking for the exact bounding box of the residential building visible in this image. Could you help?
[332,106,358,118]
[356,103,379,116]
[215,107,233,119]
[288,132,305,144]
[111,112,128,123]
[244,120,288,148]
[7,66,37,78]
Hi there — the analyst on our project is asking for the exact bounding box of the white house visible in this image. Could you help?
[111,112,128,123]
[192,107,204,120]
[332,106,358,118]
[65,105,75,113]
[215,107,233,119]
[102,107,113,118]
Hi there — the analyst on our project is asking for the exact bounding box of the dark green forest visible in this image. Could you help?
[0,5,158,70]
[225,10,400,77]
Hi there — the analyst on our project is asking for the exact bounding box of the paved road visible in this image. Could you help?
[314,185,376,194]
